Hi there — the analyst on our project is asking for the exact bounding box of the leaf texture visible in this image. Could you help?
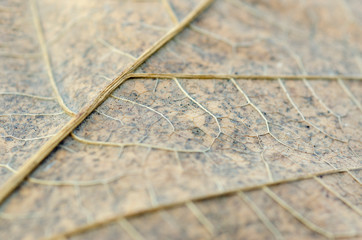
[0,0,361,239]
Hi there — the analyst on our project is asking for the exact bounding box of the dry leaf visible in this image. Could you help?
[0,0,361,239]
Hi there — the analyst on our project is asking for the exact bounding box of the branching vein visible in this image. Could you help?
[30,0,76,117]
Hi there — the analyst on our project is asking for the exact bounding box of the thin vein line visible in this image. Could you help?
[190,24,234,46]
[263,186,337,238]
[0,92,55,100]
[0,0,214,206]
[186,201,215,235]
[230,78,270,131]
[95,110,124,125]
[346,170,361,184]
[238,191,284,240]
[303,78,341,117]
[162,0,179,24]
[1,1,360,232]
[0,112,64,117]
[118,218,145,240]
[111,95,175,132]
[232,78,311,155]
[302,78,345,133]
[27,170,138,186]
[228,0,305,36]
[46,11,92,46]
[128,73,362,80]
[0,164,17,173]
[71,132,207,153]
[278,78,346,143]
[30,0,76,117]
[97,38,137,60]
[337,78,362,111]
[173,77,221,137]
[314,176,362,216]
[74,185,93,223]
[43,168,361,240]
[230,78,277,178]
[1,134,56,141]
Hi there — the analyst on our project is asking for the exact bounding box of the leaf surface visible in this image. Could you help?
[0,0,361,239]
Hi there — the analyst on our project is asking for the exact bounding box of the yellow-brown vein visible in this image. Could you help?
[0,0,215,206]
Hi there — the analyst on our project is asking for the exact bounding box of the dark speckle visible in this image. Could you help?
[192,127,205,136]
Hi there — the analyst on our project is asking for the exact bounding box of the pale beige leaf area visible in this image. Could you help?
[0,0,361,239]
